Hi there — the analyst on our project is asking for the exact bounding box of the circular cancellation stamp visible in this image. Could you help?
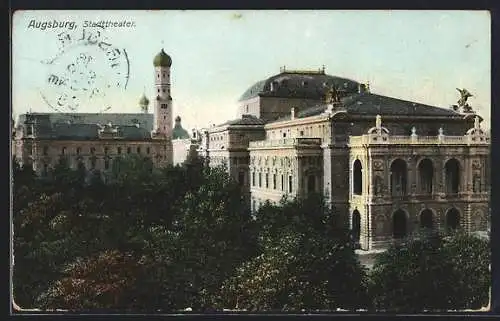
[39,26,130,112]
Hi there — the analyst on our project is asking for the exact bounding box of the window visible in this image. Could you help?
[90,147,95,155]
[62,147,66,155]
[258,173,262,187]
[43,146,49,156]
[104,158,110,170]
[353,160,362,195]
[283,133,287,138]
[281,175,284,191]
[238,171,245,186]
[162,89,166,93]
[161,104,168,109]
[127,147,131,154]
[76,147,81,155]
[146,147,150,154]
[117,147,122,154]
[273,174,277,189]
[26,125,33,135]
[252,172,255,186]
[137,147,141,154]
[265,173,269,188]
[104,147,109,155]
[289,176,293,193]
[157,89,160,93]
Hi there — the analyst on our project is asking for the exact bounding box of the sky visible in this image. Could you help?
[12,10,491,130]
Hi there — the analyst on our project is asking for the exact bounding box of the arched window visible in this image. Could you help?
[418,158,434,194]
[353,160,362,195]
[307,175,316,193]
[390,159,408,196]
[446,208,460,231]
[393,209,407,239]
[445,158,460,194]
[352,210,361,246]
[420,209,434,230]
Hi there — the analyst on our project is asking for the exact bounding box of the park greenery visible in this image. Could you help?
[13,155,490,312]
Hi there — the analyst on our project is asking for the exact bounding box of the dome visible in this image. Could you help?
[139,94,149,106]
[153,48,172,67]
[238,68,361,102]
[172,116,190,139]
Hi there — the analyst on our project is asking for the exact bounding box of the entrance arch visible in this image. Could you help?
[392,209,407,239]
[390,159,408,196]
[353,160,362,195]
[352,210,361,245]
[446,208,460,231]
[420,209,434,230]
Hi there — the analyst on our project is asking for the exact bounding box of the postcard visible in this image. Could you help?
[11,10,491,313]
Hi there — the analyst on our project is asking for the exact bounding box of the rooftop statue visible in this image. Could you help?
[324,85,340,104]
[456,88,473,108]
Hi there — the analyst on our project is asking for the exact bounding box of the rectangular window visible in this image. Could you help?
[281,175,284,191]
[146,147,150,154]
[76,147,81,155]
[104,147,108,155]
[137,147,141,154]
[289,176,293,193]
[252,172,255,186]
[62,147,66,155]
[238,171,245,186]
[273,174,277,189]
[127,147,131,154]
[265,173,269,188]
[258,173,262,187]
[117,147,122,154]
[26,126,33,135]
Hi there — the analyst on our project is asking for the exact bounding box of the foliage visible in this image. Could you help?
[219,194,370,311]
[369,231,490,312]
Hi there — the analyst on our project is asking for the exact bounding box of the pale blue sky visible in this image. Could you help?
[12,10,491,130]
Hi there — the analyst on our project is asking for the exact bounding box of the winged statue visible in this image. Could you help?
[456,88,473,107]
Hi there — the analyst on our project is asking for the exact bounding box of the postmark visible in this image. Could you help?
[39,26,130,112]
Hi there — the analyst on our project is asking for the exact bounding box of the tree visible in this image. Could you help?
[220,194,370,311]
[369,231,490,312]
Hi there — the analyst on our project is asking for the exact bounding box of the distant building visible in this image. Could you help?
[201,66,490,251]
[12,49,198,178]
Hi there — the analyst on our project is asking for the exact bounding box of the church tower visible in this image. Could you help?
[152,48,173,165]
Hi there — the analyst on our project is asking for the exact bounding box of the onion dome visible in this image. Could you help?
[153,48,172,67]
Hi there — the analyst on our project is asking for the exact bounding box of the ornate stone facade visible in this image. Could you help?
[203,68,490,251]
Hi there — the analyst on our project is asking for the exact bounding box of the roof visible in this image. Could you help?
[17,112,155,141]
[238,70,360,101]
[270,92,462,123]
[219,114,267,126]
[173,120,190,139]
[17,112,154,130]
[153,49,172,67]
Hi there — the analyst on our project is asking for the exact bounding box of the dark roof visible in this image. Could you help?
[238,70,360,101]
[270,92,462,123]
[17,113,154,130]
[17,112,155,141]
[220,114,267,126]
[173,124,190,139]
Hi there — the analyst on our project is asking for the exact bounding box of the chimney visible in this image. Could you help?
[291,108,295,120]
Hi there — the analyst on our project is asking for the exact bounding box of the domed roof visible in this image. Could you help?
[238,68,361,101]
[139,94,149,106]
[173,116,190,139]
[153,48,172,67]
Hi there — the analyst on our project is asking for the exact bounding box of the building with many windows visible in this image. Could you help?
[12,49,196,179]
[201,67,490,250]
